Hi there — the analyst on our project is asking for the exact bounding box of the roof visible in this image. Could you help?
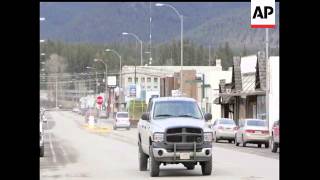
[152,97,197,102]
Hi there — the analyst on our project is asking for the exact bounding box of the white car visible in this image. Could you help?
[211,118,237,143]
[72,107,80,113]
[40,119,44,157]
[235,119,270,148]
[114,112,130,130]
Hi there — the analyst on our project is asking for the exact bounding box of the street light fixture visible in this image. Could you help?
[41,53,46,56]
[40,39,45,43]
[40,17,46,21]
[155,3,184,94]
[94,58,108,98]
[122,32,143,66]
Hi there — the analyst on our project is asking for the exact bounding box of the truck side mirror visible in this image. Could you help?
[141,112,150,121]
[204,113,212,121]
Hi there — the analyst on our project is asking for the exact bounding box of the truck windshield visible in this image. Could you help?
[153,101,202,120]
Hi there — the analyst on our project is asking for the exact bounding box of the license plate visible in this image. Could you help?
[180,153,190,160]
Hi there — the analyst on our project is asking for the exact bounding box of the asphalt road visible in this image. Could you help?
[40,111,279,180]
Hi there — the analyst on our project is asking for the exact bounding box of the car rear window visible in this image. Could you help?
[219,119,235,125]
[117,113,128,118]
[247,120,266,126]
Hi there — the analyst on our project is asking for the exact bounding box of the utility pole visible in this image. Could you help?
[266,28,270,130]
[209,44,211,66]
[55,75,58,109]
[95,71,98,96]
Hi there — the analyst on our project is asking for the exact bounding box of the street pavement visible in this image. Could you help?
[40,111,279,180]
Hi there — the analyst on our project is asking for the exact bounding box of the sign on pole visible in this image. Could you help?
[97,96,103,105]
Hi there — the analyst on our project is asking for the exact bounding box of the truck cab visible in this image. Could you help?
[138,97,213,177]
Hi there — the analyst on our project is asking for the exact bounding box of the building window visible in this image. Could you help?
[135,78,139,83]
[141,77,145,83]
[154,86,158,89]
[147,77,151,82]
[128,77,132,83]
[154,77,158,83]
[147,86,151,89]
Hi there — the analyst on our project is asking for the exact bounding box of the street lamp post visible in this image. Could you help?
[94,58,108,115]
[122,32,143,66]
[105,48,123,112]
[94,58,108,94]
[155,3,184,94]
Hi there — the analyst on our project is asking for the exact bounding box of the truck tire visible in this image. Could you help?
[265,142,269,148]
[271,138,278,153]
[149,146,160,177]
[201,157,212,175]
[184,163,195,170]
[40,146,44,157]
[139,144,148,171]
[242,136,246,147]
[235,136,239,146]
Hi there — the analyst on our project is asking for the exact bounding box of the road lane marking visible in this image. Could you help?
[49,133,57,163]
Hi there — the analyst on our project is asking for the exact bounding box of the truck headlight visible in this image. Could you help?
[153,133,164,142]
[204,132,213,142]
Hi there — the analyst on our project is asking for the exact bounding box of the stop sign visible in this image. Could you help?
[96,96,103,105]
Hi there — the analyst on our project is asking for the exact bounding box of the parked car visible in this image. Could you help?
[211,118,237,143]
[235,119,270,148]
[138,97,213,177]
[271,120,279,153]
[99,110,108,118]
[114,112,130,130]
[40,118,45,157]
[72,107,80,113]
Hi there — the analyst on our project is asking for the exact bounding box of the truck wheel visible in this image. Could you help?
[242,136,246,147]
[258,144,261,148]
[265,142,269,148]
[215,133,219,143]
[235,136,239,146]
[40,146,44,157]
[139,144,148,171]
[184,163,195,170]
[271,138,278,153]
[150,146,160,177]
[228,140,232,143]
[201,158,212,175]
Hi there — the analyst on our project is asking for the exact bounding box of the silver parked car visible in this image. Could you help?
[235,119,270,148]
[211,118,237,143]
[113,112,130,130]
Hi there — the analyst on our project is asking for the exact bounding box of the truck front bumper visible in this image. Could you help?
[152,142,212,162]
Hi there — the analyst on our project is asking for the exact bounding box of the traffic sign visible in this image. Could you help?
[97,96,103,105]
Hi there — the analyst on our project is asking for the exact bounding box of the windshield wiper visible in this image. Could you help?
[177,114,200,119]
[155,114,175,118]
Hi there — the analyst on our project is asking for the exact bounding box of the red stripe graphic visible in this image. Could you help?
[251,25,276,28]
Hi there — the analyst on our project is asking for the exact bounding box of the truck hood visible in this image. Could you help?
[151,118,211,133]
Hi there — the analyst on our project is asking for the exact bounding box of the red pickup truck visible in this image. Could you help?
[271,120,279,153]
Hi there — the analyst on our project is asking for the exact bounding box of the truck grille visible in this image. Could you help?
[166,127,203,143]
